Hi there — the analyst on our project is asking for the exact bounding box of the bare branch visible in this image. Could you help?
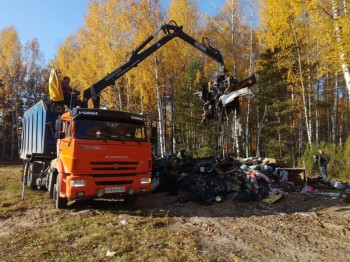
[317,4,334,19]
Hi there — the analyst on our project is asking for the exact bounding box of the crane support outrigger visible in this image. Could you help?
[82,20,225,108]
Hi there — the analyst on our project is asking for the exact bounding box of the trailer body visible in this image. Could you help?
[20,101,60,160]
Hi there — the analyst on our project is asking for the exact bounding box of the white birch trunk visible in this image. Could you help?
[244,0,254,158]
[332,75,338,143]
[292,26,312,144]
[233,110,240,157]
[117,84,122,111]
[154,54,165,157]
[332,0,350,95]
[315,38,320,145]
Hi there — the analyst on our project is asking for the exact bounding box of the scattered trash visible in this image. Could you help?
[120,219,128,225]
[301,185,315,193]
[262,193,284,204]
[305,176,350,200]
[106,250,116,257]
[152,153,305,205]
[344,192,350,203]
[330,180,348,190]
[152,152,350,205]
[315,191,341,198]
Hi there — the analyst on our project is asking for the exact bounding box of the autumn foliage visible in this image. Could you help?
[1,0,350,179]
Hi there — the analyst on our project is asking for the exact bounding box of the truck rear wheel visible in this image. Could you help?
[27,171,36,188]
[27,163,39,189]
[54,175,67,209]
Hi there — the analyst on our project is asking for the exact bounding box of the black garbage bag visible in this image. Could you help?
[236,190,251,202]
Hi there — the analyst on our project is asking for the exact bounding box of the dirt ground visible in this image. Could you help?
[137,192,350,261]
[1,165,350,261]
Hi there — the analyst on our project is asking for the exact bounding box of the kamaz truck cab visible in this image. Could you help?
[51,108,152,208]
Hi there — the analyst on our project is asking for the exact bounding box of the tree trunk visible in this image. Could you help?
[332,0,350,95]
[332,75,339,143]
[233,110,240,157]
[292,26,312,144]
[244,0,254,158]
[277,116,282,160]
[231,0,237,75]
[154,54,165,157]
[315,39,320,145]
[117,84,122,111]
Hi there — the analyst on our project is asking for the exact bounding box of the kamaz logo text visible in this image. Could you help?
[80,111,98,116]
[105,155,128,159]
[130,116,144,121]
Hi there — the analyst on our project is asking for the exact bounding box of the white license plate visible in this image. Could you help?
[105,187,125,193]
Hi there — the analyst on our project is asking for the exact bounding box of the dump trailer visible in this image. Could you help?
[20,102,152,208]
[20,101,61,188]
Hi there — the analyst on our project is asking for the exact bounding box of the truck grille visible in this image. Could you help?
[95,181,133,186]
[91,173,135,177]
[90,161,139,182]
[90,161,138,171]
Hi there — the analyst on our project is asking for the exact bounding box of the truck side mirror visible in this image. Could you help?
[55,118,63,132]
[55,119,65,139]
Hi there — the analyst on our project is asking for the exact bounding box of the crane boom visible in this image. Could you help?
[82,21,225,108]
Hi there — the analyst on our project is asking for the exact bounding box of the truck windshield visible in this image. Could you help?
[75,120,146,142]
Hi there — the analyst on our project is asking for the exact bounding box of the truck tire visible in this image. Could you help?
[124,195,138,206]
[54,175,67,209]
[27,163,39,189]
[48,169,56,199]
[27,170,36,188]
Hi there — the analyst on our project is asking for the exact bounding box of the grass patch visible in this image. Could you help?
[0,211,203,261]
[0,165,209,261]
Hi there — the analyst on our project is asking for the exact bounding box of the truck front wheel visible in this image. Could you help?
[48,169,57,199]
[124,195,138,206]
[54,175,67,209]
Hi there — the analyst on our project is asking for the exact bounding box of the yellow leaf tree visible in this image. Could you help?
[0,27,24,160]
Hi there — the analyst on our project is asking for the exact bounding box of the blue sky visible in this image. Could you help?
[0,0,225,64]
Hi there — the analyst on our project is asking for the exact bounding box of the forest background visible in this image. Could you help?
[0,0,350,179]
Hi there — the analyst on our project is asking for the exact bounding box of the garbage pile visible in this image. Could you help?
[302,177,350,202]
[152,150,305,206]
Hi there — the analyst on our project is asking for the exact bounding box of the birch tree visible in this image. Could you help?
[0,27,23,160]
[330,0,350,95]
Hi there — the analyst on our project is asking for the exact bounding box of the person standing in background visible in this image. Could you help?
[319,149,329,181]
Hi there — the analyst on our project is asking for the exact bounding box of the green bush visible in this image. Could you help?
[299,139,350,180]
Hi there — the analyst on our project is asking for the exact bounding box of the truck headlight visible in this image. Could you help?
[69,180,86,187]
[140,178,151,184]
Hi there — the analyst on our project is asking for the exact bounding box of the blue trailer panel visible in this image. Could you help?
[19,101,61,160]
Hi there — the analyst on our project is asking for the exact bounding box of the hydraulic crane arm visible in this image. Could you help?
[82,21,225,108]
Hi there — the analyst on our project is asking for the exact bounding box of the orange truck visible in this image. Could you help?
[20,21,227,208]
[20,102,152,208]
